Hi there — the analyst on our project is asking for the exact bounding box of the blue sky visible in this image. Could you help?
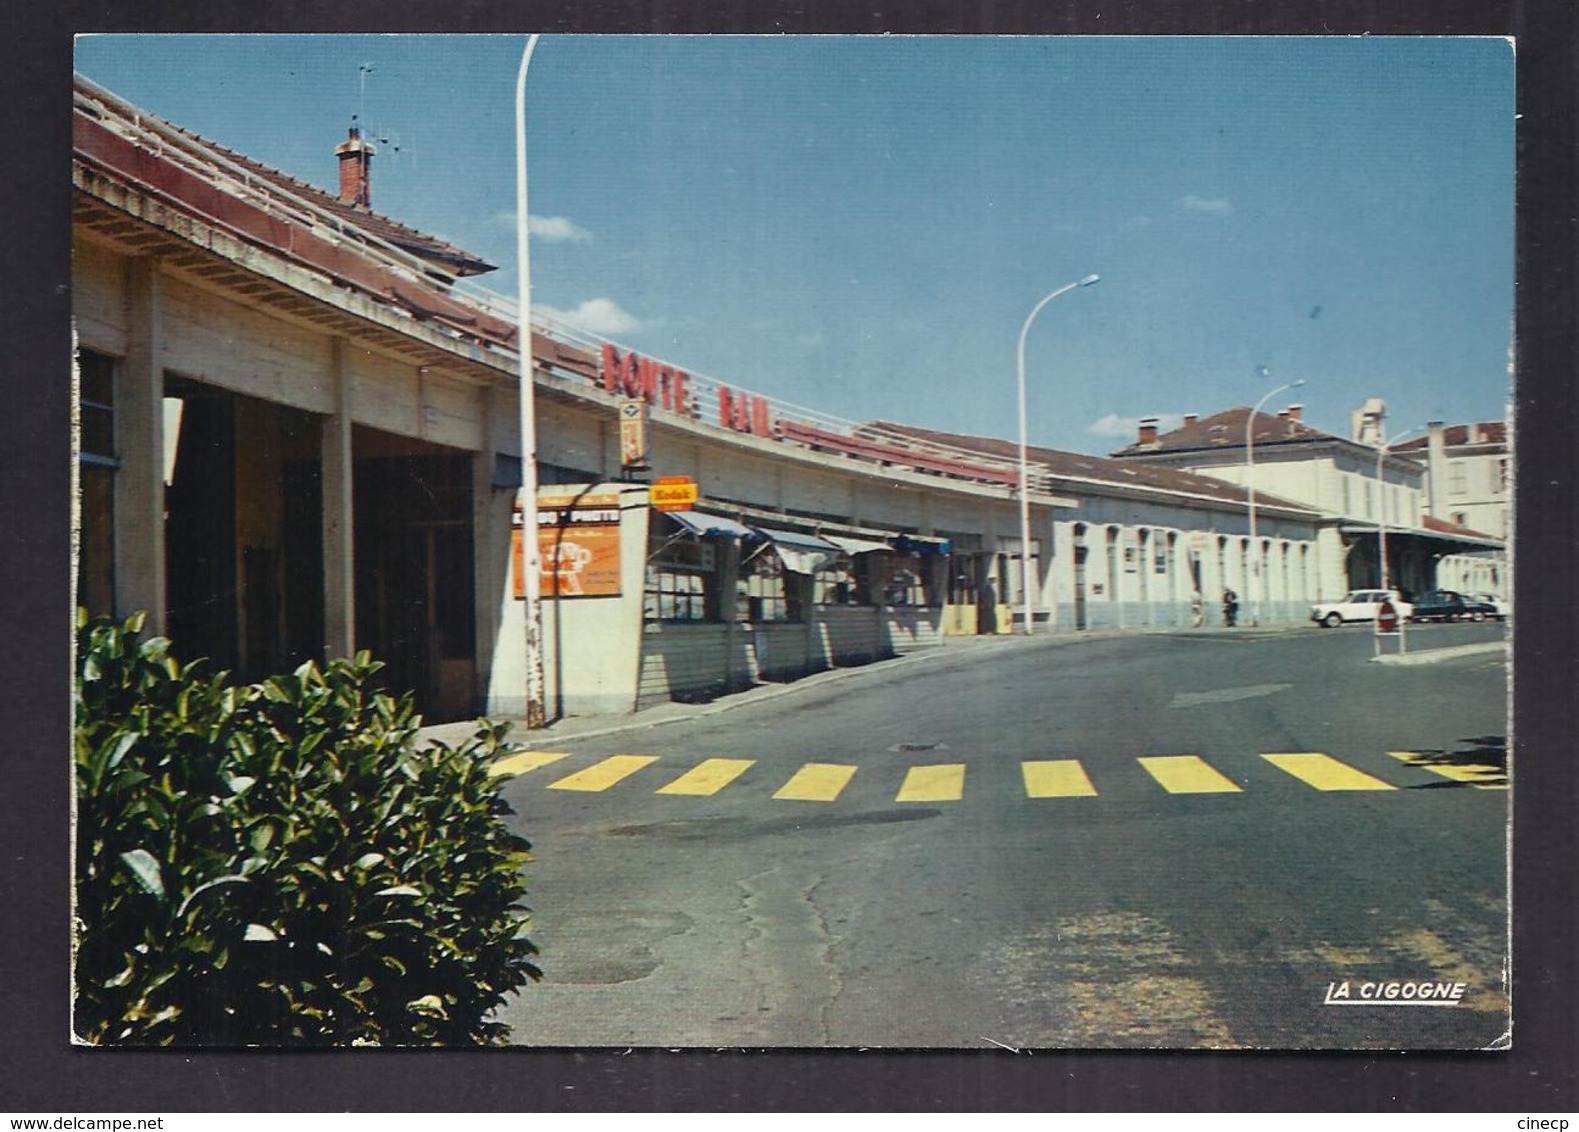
[74,34,1515,454]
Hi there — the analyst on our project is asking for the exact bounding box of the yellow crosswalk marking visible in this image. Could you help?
[656,758,756,796]
[773,762,858,802]
[1389,751,1507,790]
[547,755,659,792]
[1262,752,1395,791]
[1138,755,1242,794]
[1022,760,1098,797]
[896,763,966,802]
[490,751,571,778]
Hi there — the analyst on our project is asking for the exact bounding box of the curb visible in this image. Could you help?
[421,623,1309,748]
[1370,641,1507,666]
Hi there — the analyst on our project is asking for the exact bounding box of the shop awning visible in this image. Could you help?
[824,534,892,556]
[665,510,755,539]
[893,533,953,556]
[749,525,843,574]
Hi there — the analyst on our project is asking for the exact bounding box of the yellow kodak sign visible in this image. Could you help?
[649,477,699,512]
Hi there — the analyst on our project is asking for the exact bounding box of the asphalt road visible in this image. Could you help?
[494,621,1509,1050]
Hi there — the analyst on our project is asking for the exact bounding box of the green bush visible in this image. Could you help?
[73,611,541,1046]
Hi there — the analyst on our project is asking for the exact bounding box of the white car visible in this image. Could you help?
[1464,592,1511,620]
[1310,589,1414,628]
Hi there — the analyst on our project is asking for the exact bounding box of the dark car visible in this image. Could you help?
[1408,590,1497,623]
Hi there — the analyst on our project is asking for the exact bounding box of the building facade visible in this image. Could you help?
[1395,421,1511,543]
[74,76,1337,724]
[1109,404,1508,602]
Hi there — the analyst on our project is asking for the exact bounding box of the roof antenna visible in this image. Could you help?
[358,63,373,132]
[354,63,403,168]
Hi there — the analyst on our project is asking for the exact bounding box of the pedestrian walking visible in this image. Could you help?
[1222,588,1239,628]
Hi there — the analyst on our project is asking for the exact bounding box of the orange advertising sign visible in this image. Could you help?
[513,493,622,598]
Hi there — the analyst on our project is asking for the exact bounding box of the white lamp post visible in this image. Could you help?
[1016,274,1100,636]
[515,34,547,727]
[1245,375,1304,626]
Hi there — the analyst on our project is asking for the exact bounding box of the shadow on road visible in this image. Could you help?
[1396,735,1507,788]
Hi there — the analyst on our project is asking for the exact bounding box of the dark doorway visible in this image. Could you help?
[165,386,239,671]
[353,447,477,721]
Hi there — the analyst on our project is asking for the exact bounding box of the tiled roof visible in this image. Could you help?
[1421,514,1500,541]
[1109,406,1333,458]
[866,421,1319,515]
[74,75,495,279]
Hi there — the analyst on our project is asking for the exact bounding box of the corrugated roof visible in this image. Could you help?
[866,421,1319,515]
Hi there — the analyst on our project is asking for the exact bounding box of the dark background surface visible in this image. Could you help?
[5,0,1573,1112]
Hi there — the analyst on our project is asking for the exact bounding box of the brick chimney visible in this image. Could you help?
[1138,417,1160,446]
[1286,403,1303,423]
[335,125,376,208]
[1182,413,1198,427]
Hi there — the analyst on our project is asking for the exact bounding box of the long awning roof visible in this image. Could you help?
[1338,523,1505,550]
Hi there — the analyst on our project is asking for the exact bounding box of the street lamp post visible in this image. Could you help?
[515,34,547,728]
[1244,376,1305,627]
[1016,274,1100,636]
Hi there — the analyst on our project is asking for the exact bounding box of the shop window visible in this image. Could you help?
[880,554,930,606]
[645,537,718,622]
[815,555,873,605]
[76,349,118,617]
[738,550,799,623]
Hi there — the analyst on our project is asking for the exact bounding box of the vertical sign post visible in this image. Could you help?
[619,398,650,478]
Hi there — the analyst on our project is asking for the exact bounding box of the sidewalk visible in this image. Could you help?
[418,621,1307,749]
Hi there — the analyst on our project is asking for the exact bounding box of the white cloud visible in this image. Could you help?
[493,212,594,242]
[1178,195,1233,215]
[1088,412,1186,438]
[536,297,641,336]
[529,214,593,242]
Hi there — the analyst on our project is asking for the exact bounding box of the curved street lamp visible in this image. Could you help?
[1016,274,1100,636]
[1245,375,1305,627]
[515,34,547,727]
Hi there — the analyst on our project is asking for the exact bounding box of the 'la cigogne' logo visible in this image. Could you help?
[1323,979,1468,1006]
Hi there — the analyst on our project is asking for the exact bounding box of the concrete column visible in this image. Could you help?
[1426,421,1447,520]
[472,385,507,702]
[115,258,166,631]
[320,338,356,660]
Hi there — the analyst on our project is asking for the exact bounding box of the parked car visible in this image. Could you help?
[1409,589,1498,623]
[1310,589,1414,628]
[1464,591,1511,620]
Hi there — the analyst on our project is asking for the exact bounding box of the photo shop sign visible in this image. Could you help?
[513,492,622,598]
[601,344,778,439]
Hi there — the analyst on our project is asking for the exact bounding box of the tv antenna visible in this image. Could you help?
[352,63,403,167]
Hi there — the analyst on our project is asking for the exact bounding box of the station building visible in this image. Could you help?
[1108,403,1509,602]
[74,76,1358,725]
